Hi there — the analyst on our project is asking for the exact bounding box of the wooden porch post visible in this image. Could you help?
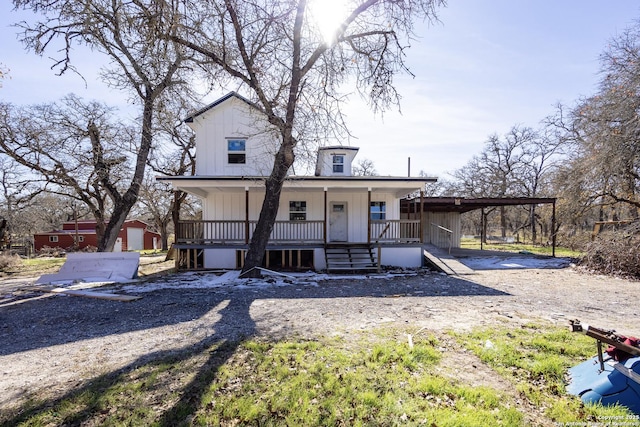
[245,187,250,244]
[420,190,424,243]
[367,188,372,244]
[323,187,328,244]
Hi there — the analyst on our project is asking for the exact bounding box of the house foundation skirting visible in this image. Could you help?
[173,243,424,272]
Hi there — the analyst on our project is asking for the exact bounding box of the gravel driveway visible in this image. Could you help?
[1,255,639,414]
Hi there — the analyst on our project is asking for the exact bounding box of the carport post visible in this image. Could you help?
[480,208,484,250]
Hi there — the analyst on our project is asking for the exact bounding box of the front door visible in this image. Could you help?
[329,202,348,242]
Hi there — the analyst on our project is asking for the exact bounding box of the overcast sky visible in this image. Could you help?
[1,1,639,178]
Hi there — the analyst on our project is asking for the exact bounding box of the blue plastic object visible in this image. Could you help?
[567,355,640,415]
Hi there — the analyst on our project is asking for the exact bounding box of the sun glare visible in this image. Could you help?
[309,0,350,44]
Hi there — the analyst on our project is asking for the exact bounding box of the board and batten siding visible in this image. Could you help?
[190,97,276,176]
[203,189,400,243]
[423,211,461,248]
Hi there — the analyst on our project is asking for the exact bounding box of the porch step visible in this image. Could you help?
[325,244,379,272]
[422,244,475,276]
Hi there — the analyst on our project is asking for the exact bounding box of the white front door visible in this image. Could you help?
[114,238,123,252]
[329,202,348,242]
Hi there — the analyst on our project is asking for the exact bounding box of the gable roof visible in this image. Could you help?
[184,92,259,123]
[317,146,360,152]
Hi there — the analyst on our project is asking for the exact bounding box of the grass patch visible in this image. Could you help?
[140,249,169,256]
[13,324,632,426]
[3,330,524,427]
[454,323,635,423]
[0,256,65,276]
[460,238,582,258]
[196,333,521,426]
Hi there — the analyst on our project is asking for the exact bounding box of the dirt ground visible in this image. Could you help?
[1,254,639,425]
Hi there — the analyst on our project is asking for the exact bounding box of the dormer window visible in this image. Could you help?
[332,155,344,173]
[227,139,246,164]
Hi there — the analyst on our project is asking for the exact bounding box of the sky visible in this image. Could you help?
[1,1,639,178]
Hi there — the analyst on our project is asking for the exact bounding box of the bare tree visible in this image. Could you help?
[166,0,445,276]
[452,126,535,238]
[12,0,192,251]
[0,96,141,248]
[549,21,640,233]
[136,177,201,251]
[143,98,197,250]
[352,158,378,176]
[0,156,44,250]
[0,63,9,88]
[515,125,566,242]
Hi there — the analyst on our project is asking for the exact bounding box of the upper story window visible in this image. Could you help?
[289,201,307,221]
[370,201,386,220]
[227,139,246,164]
[332,155,344,173]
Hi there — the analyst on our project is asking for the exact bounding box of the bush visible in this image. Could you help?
[37,246,67,257]
[65,245,97,253]
[0,252,21,270]
[580,222,640,278]
[556,232,591,252]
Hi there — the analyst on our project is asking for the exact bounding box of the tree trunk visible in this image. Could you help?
[97,96,154,251]
[500,206,507,238]
[241,139,295,278]
[482,210,488,244]
[530,205,537,244]
[171,190,181,249]
[153,216,170,251]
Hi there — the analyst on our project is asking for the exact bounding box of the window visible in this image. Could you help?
[49,235,59,243]
[289,201,307,221]
[332,155,344,173]
[370,201,386,220]
[227,139,246,164]
[78,236,85,243]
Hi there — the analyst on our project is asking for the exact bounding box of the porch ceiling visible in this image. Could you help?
[158,175,436,198]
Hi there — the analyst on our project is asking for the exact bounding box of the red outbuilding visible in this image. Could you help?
[34,219,161,252]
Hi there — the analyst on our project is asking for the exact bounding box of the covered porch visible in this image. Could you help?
[161,174,436,248]
[159,175,436,271]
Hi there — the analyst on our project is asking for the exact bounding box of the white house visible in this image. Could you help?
[158,92,437,271]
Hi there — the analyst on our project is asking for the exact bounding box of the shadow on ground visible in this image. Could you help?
[0,271,509,425]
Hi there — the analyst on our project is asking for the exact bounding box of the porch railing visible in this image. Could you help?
[176,219,422,245]
[176,220,325,244]
[430,223,453,253]
[251,220,325,243]
[176,220,246,244]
